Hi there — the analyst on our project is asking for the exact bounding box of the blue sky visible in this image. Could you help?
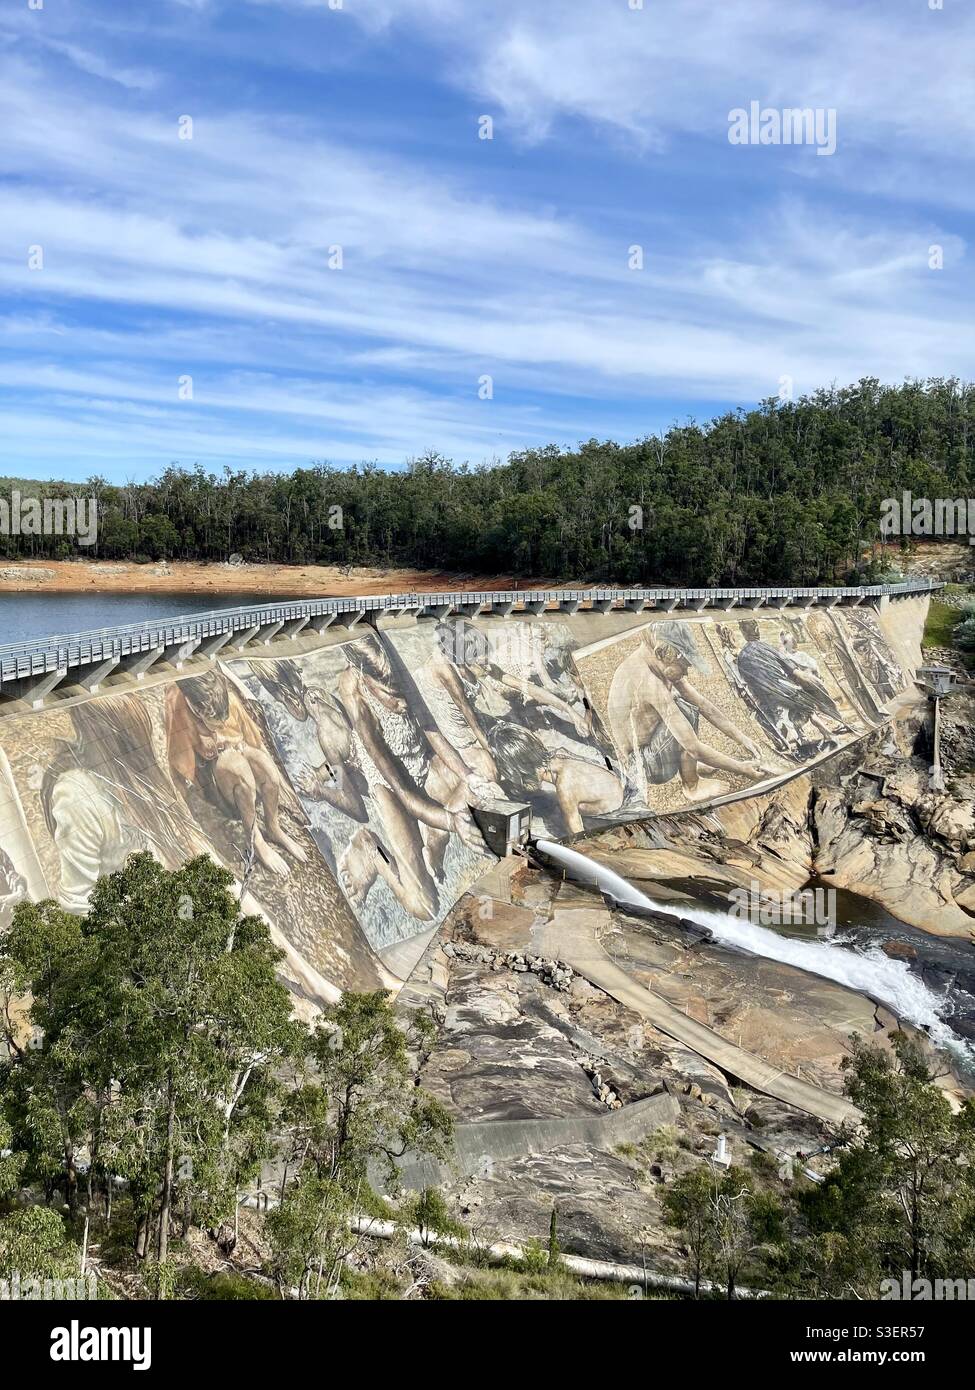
[1,0,972,483]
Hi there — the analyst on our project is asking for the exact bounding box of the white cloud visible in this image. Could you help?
[0,2,971,478]
[342,0,975,165]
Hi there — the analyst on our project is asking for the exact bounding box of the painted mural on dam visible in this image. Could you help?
[0,605,911,1001]
[383,618,626,838]
[573,608,906,815]
[226,631,494,962]
[0,675,384,1001]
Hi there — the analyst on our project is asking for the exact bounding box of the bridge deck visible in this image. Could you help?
[0,579,940,706]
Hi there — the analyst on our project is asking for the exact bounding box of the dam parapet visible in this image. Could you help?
[0,580,938,709]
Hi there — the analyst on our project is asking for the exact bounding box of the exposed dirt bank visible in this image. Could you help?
[0,559,558,596]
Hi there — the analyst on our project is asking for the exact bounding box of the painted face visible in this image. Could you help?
[186,674,229,723]
[655,644,689,682]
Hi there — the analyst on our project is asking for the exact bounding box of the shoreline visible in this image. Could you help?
[0,558,554,597]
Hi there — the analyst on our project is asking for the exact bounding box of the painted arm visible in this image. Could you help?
[497,673,587,732]
[655,681,770,778]
[340,674,454,831]
[676,679,761,755]
[434,661,492,753]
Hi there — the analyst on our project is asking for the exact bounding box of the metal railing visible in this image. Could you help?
[0,578,942,684]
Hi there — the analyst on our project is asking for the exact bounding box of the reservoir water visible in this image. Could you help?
[0,591,291,646]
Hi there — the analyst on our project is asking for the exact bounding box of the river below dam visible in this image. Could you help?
[639,872,975,1068]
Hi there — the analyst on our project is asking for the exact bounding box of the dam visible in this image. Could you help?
[0,580,937,1008]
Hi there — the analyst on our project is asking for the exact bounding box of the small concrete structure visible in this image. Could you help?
[918,663,957,698]
[470,801,532,857]
[917,664,962,792]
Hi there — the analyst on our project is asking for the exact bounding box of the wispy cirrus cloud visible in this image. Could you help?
[0,0,971,481]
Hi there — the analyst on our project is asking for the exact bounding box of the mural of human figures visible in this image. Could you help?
[231,632,493,960]
[387,618,624,838]
[0,605,914,993]
[165,672,308,879]
[0,679,383,1001]
[40,695,202,914]
[815,609,907,716]
[724,619,854,758]
[250,661,370,822]
[849,614,905,703]
[604,622,784,805]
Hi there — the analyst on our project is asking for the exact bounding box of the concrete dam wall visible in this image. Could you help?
[0,595,923,1009]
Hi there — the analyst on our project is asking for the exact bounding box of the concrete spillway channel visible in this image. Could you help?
[384,1090,681,1192]
[530,839,860,1130]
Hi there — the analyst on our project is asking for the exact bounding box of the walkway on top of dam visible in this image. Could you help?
[0,577,941,709]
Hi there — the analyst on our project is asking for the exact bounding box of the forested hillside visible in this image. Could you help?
[4,378,973,585]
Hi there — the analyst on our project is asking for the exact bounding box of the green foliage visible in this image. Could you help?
[516,1239,551,1275]
[5,379,973,584]
[0,1114,24,1199]
[143,1259,179,1301]
[923,600,967,650]
[804,1033,975,1288]
[282,993,452,1195]
[664,1160,789,1299]
[177,1266,278,1300]
[426,1266,638,1301]
[266,1172,355,1299]
[724,1032,975,1300]
[0,1205,76,1282]
[954,615,975,651]
[0,853,298,1262]
[401,1187,464,1249]
[663,1165,719,1297]
[661,1036,975,1300]
[271,994,453,1296]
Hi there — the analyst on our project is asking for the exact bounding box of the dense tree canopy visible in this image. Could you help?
[4,378,972,584]
[0,854,299,1265]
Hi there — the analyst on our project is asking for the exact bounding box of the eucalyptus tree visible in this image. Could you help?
[0,853,299,1263]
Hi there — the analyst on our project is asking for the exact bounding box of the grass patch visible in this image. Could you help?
[177,1267,279,1301]
[923,600,961,650]
[426,1266,648,1300]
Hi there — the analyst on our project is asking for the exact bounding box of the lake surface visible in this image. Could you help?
[0,591,292,646]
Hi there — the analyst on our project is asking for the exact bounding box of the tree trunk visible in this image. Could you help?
[64,1140,79,1215]
[157,1075,177,1265]
[87,1098,104,1209]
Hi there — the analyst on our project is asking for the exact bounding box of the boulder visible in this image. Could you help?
[881,940,918,962]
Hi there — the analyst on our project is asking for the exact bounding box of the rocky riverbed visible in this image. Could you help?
[393,697,975,1263]
[397,847,958,1264]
